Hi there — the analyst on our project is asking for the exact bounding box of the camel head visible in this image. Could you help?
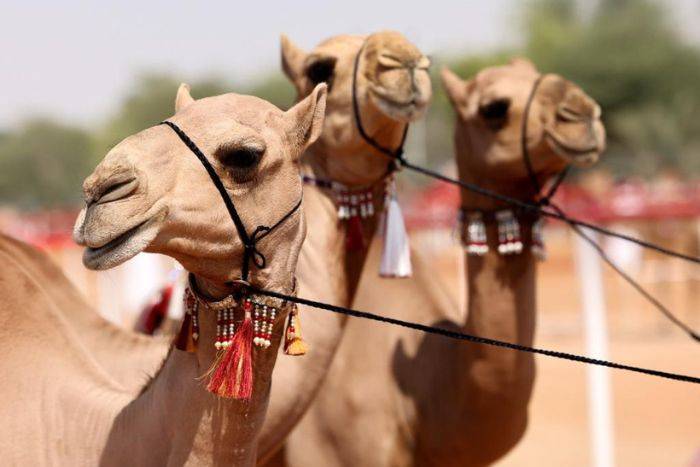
[441,58,606,208]
[74,83,327,287]
[281,31,432,185]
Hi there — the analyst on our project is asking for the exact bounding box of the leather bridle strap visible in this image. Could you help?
[520,74,570,207]
[351,41,410,170]
[161,120,302,282]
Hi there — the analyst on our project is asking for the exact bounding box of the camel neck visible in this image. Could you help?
[100,281,293,466]
[299,157,384,304]
[459,218,537,393]
[253,152,388,456]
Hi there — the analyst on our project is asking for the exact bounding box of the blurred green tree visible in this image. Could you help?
[97,73,231,157]
[246,73,296,110]
[3,0,700,212]
[429,0,700,177]
[521,0,700,176]
[0,119,94,208]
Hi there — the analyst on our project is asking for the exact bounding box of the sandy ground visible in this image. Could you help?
[499,336,700,466]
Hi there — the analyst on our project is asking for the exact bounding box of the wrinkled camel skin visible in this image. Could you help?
[257,31,431,463]
[280,59,605,466]
[0,83,328,466]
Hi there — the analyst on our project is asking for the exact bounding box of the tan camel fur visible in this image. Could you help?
[255,31,431,463]
[280,59,606,466]
[0,83,327,466]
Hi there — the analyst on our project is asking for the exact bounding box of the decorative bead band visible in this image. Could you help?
[302,174,383,221]
[460,209,546,260]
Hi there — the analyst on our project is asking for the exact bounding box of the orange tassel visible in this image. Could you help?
[206,306,253,400]
[284,305,308,356]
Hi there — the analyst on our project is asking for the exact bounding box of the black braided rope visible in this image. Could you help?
[161,121,302,281]
[351,41,409,161]
[251,287,700,385]
[551,203,700,343]
[399,159,700,265]
[521,74,547,196]
[347,47,699,340]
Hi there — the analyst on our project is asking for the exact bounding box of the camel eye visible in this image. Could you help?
[479,98,511,128]
[218,146,264,183]
[306,58,336,90]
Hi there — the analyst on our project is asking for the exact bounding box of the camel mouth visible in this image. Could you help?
[82,214,162,270]
[544,130,601,167]
[369,87,428,122]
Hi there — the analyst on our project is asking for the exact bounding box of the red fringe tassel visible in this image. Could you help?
[206,311,253,400]
[346,215,365,251]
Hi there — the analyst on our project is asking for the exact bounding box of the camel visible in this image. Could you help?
[279,59,606,466]
[0,83,328,466]
[253,31,431,463]
[7,31,431,464]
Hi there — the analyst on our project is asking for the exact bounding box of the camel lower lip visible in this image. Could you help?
[545,132,598,159]
[375,93,417,109]
[83,218,152,269]
[370,87,423,110]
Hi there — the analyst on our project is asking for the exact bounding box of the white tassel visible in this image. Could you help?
[379,183,412,278]
[531,217,547,261]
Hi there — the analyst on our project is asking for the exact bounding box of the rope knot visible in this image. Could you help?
[247,225,272,269]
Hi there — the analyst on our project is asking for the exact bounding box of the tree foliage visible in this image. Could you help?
[2,0,700,209]
[523,0,700,176]
[0,119,93,208]
[97,74,231,157]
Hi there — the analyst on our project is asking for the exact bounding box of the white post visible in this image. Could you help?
[574,228,615,467]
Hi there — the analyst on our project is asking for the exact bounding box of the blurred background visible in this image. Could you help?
[2,0,699,465]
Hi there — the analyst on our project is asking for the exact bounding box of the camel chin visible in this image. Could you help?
[369,88,429,123]
[545,131,602,168]
[81,213,163,271]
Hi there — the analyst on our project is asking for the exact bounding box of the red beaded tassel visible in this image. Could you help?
[346,215,365,250]
[206,300,253,400]
[175,289,199,352]
[253,302,276,349]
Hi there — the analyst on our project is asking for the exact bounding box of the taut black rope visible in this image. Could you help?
[515,76,699,342]
[400,159,700,263]
[349,52,699,339]
[349,50,699,263]
[252,286,700,385]
[552,204,700,342]
[161,121,302,282]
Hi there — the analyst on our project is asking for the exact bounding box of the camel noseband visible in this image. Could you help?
[160,120,302,283]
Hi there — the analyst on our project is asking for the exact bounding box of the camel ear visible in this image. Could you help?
[175,83,195,113]
[281,34,307,86]
[284,83,327,155]
[441,68,465,104]
[509,57,537,73]
[441,68,470,120]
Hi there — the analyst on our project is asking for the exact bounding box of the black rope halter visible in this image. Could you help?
[160,121,302,283]
[520,74,570,207]
[351,40,410,171]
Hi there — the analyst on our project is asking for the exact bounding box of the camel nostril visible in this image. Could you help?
[95,177,139,205]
